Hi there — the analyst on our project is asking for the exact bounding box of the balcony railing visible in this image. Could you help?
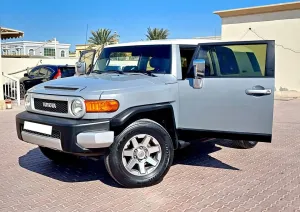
[2,73,21,106]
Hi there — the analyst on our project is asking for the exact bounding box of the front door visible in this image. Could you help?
[178,40,275,142]
[36,67,52,83]
[25,66,42,89]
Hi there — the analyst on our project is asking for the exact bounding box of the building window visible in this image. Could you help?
[29,49,34,56]
[44,48,55,56]
[12,51,16,55]
[61,50,65,57]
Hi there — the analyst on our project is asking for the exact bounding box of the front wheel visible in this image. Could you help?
[233,140,258,149]
[104,119,174,188]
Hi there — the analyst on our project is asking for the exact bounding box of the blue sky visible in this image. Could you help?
[0,0,297,50]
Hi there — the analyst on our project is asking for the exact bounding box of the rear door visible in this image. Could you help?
[178,40,275,142]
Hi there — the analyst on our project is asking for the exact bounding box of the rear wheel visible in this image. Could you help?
[104,119,174,188]
[39,147,79,163]
[233,140,258,149]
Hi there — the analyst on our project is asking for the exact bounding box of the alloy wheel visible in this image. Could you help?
[122,134,162,176]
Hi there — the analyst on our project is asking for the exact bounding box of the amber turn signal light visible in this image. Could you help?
[85,100,119,113]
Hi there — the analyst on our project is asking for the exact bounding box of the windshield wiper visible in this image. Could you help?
[91,70,125,75]
[125,70,156,77]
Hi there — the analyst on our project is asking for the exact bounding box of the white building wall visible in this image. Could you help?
[1,41,71,58]
[220,9,300,92]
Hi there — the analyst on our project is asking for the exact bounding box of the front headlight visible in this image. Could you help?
[71,99,84,117]
[24,94,31,109]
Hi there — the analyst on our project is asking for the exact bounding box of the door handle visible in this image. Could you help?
[246,89,272,96]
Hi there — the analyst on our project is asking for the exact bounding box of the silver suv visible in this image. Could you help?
[16,39,275,188]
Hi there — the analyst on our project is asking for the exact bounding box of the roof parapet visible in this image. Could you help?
[214,1,300,18]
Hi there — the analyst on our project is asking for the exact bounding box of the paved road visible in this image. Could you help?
[1,100,300,212]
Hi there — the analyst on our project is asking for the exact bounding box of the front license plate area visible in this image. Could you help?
[24,121,52,135]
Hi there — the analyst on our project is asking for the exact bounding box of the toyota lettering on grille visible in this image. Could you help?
[42,102,57,109]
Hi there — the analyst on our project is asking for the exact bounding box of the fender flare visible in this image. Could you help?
[110,103,178,149]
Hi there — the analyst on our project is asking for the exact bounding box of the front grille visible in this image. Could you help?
[34,98,68,113]
[23,129,61,139]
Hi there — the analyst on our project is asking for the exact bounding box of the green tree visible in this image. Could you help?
[88,28,119,48]
[146,27,169,40]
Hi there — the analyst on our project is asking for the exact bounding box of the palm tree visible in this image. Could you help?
[146,27,169,40]
[88,28,119,49]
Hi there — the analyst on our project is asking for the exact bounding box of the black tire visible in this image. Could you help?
[39,146,79,164]
[104,119,174,188]
[233,140,258,149]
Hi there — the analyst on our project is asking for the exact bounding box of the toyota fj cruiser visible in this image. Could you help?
[16,39,275,188]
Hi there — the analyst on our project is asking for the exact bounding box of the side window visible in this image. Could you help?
[29,67,40,77]
[146,57,154,71]
[195,44,269,77]
[61,67,76,77]
[179,47,196,79]
[39,68,51,77]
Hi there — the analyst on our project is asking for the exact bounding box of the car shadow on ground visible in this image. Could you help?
[18,140,239,188]
[173,140,239,170]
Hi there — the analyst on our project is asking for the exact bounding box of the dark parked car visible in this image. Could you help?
[19,64,75,98]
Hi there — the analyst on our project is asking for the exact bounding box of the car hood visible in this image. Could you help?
[28,73,177,98]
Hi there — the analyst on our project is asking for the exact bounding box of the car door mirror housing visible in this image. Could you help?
[75,62,86,75]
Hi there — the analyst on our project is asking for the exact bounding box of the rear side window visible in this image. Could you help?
[60,67,75,77]
[195,44,271,77]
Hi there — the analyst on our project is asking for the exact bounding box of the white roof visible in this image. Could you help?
[107,39,222,48]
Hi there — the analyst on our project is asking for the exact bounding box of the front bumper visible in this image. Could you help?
[16,111,114,154]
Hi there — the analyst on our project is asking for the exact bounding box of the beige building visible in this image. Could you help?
[75,44,95,58]
[75,44,108,59]
[214,1,300,95]
[75,34,119,58]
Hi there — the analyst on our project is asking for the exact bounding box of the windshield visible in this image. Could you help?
[91,45,171,74]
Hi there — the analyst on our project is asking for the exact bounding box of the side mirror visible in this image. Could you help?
[192,59,205,89]
[75,61,86,75]
[24,73,28,77]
